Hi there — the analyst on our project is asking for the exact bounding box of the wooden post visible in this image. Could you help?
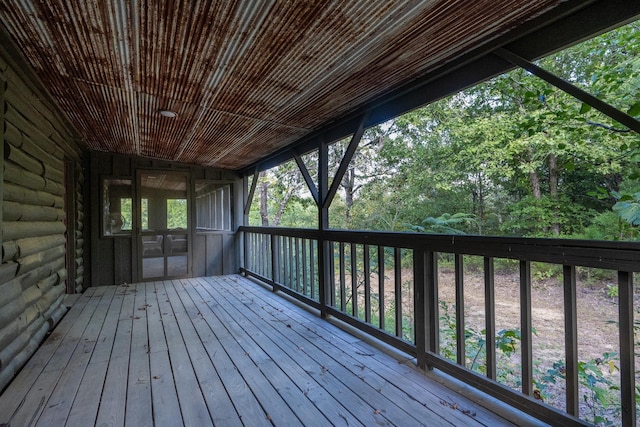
[619,271,636,427]
[484,257,496,380]
[520,260,533,396]
[414,248,427,369]
[563,265,579,417]
[318,139,329,318]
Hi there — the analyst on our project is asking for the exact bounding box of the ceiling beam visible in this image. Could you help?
[242,0,640,175]
[495,48,640,133]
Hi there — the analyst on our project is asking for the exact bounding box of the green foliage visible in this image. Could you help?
[535,353,622,426]
[120,198,132,230]
[408,213,477,235]
[438,300,632,425]
[166,199,187,229]
[438,301,520,384]
[613,191,640,226]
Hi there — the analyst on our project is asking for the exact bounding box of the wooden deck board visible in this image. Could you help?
[208,276,453,427]
[0,275,540,426]
[219,275,510,427]
[146,282,184,427]
[0,287,103,427]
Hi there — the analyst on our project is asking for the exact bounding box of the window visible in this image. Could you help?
[120,198,132,230]
[167,198,187,229]
[195,182,232,231]
[141,198,149,230]
[102,178,132,236]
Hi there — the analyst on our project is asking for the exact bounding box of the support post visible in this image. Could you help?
[484,257,496,380]
[318,139,330,318]
[520,260,533,396]
[414,248,427,369]
[454,254,465,366]
[495,48,640,133]
[563,265,579,417]
[294,153,319,205]
[619,271,636,427]
[322,113,368,210]
[244,169,259,217]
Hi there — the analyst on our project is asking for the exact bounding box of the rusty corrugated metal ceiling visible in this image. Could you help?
[1,0,573,170]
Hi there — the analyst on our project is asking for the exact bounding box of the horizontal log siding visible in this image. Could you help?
[0,39,84,390]
[74,170,84,292]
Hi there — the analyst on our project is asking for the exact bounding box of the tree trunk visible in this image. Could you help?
[477,172,484,235]
[272,190,294,227]
[548,153,560,235]
[529,170,542,199]
[342,168,355,223]
[259,174,269,226]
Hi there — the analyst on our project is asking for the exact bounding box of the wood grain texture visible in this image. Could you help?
[0,276,524,427]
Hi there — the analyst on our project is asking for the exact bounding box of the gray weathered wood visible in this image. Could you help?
[3,201,64,222]
[0,277,523,426]
[0,261,17,286]
[3,182,62,207]
[4,160,46,191]
[15,234,66,259]
[155,280,215,427]
[16,245,66,275]
[3,221,65,241]
[4,142,44,176]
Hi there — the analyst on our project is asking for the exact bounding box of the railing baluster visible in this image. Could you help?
[351,243,358,317]
[339,242,346,311]
[394,248,402,338]
[310,239,316,300]
[619,271,636,427]
[378,246,385,331]
[239,226,640,426]
[302,239,308,297]
[271,234,279,286]
[415,248,427,369]
[427,251,439,359]
[289,236,295,289]
[330,242,336,306]
[520,260,533,396]
[455,254,465,367]
[484,257,496,380]
[243,231,248,272]
[364,244,371,324]
[563,265,578,417]
[283,236,289,287]
[295,237,303,292]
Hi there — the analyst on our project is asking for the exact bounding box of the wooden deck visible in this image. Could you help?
[0,275,542,426]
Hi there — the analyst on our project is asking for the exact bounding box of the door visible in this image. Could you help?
[137,171,190,280]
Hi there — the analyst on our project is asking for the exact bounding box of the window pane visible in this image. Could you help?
[141,198,149,230]
[195,182,232,231]
[167,199,187,229]
[120,198,132,230]
[102,178,132,236]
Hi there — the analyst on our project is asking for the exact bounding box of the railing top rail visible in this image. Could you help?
[239,226,640,271]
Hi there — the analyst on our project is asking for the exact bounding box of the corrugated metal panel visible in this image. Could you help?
[0,0,564,170]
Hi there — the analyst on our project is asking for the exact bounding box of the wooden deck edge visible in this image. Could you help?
[244,274,548,427]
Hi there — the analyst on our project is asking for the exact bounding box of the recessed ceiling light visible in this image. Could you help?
[159,109,177,118]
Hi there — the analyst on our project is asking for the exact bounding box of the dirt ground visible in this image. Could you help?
[436,268,623,366]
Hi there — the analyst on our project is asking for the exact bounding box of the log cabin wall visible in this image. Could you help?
[90,151,241,287]
[0,34,86,390]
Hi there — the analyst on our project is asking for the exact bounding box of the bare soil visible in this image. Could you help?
[436,268,622,365]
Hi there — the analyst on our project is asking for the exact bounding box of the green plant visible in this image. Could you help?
[535,353,621,426]
[437,301,522,388]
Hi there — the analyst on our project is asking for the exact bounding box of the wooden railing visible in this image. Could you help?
[240,226,640,427]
